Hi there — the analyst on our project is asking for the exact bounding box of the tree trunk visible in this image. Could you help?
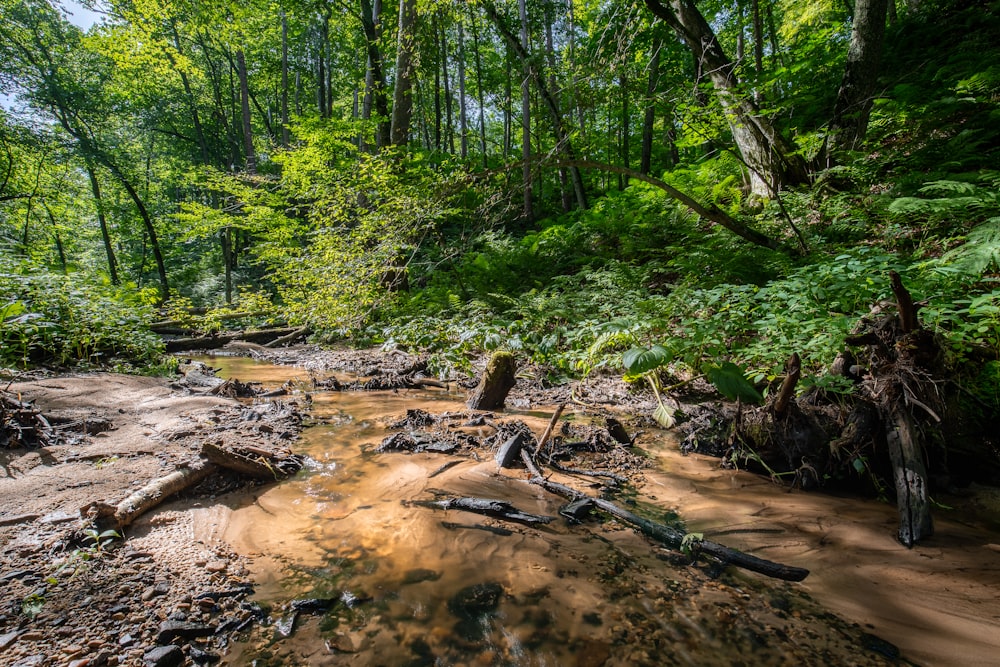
[827,0,889,158]
[318,12,328,118]
[642,0,809,194]
[281,11,290,147]
[517,0,533,220]
[236,49,255,173]
[84,159,119,285]
[468,351,517,410]
[360,0,390,148]
[640,32,662,175]
[544,14,571,211]
[441,20,455,154]
[619,72,629,191]
[390,0,417,146]
[457,19,470,158]
[472,14,489,168]
[434,13,442,151]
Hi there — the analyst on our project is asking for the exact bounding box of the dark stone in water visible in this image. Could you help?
[447,582,503,620]
[401,568,441,585]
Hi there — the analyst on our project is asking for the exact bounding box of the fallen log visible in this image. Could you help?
[201,441,300,479]
[164,327,301,353]
[264,326,310,348]
[81,460,218,531]
[518,449,809,582]
[409,496,555,526]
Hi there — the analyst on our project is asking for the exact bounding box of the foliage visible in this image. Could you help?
[0,256,162,368]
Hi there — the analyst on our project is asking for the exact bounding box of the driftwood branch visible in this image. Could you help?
[81,460,218,531]
[535,403,565,458]
[518,449,809,582]
[773,352,801,418]
[409,496,555,526]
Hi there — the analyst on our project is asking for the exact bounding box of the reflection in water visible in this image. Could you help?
[196,356,1000,667]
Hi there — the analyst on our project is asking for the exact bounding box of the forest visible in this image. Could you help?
[2,0,1000,504]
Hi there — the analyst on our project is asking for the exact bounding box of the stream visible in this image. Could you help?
[190,356,1000,666]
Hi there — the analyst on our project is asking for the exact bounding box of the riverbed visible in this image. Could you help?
[198,356,1000,666]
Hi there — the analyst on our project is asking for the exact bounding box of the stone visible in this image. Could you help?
[142,645,183,667]
[156,620,215,645]
[0,631,21,649]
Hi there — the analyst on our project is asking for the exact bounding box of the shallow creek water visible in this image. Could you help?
[191,357,1000,666]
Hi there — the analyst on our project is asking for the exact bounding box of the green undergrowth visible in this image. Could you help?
[1,256,164,370]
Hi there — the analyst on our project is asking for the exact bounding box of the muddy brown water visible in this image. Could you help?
[191,356,1000,666]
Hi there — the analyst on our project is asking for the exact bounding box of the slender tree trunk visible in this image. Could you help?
[281,11,290,146]
[641,32,662,175]
[472,14,489,168]
[751,0,764,74]
[236,49,256,173]
[441,21,455,154]
[84,159,119,285]
[42,203,67,273]
[517,0,533,220]
[544,13,571,211]
[457,19,469,159]
[433,13,442,151]
[360,0,390,148]
[317,15,328,118]
[390,0,417,146]
[827,0,889,157]
[113,167,169,301]
[503,44,512,159]
[619,71,629,190]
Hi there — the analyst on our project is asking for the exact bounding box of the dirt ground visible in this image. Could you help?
[0,345,986,666]
[0,369,305,667]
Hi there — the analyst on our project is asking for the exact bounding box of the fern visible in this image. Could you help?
[942,217,1000,274]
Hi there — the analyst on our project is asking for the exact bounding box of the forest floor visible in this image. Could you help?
[0,344,995,666]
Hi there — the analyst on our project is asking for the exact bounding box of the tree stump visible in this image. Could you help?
[467,351,517,410]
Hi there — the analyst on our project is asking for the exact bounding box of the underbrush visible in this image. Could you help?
[0,257,164,370]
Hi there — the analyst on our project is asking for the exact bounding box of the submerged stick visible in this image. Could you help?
[519,450,809,582]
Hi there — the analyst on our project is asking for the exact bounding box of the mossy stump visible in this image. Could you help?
[468,351,517,410]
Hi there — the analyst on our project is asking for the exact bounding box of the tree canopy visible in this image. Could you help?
[0,0,997,412]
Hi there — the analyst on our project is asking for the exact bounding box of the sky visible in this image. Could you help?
[61,0,103,30]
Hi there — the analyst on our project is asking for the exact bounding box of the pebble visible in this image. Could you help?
[19,631,44,641]
[67,660,90,667]
[87,639,105,650]
[205,560,227,573]
[112,612,127,621]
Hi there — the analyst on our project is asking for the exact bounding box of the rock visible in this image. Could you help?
[12,654,47,667]
[156,620,215,645]
[204,560,227,573]
[447,582,504,620]
[143,645,183,667]
[0,631,21,649]
[188,646,221,664]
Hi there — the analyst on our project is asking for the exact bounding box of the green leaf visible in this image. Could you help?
[705,361,765,404]
[622,344,672,374]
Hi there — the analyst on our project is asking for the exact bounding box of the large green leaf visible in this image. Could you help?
[622,345,672,375]
[705,361,764,404]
